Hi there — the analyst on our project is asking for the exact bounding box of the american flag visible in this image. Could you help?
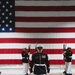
[0,0,75,65]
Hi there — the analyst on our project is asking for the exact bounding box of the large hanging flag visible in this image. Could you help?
[0,0,75,64]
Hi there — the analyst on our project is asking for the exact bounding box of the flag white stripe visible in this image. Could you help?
[15,1,75,6]
[15,11,75,17]
[0,54,21,59]
[0,54,74,60]
[16,22,75,28]
[0,43,75,49]
[1,33,75,38]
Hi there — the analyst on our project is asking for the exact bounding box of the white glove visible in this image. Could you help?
[30,73,33,75]
[47,73,50,75]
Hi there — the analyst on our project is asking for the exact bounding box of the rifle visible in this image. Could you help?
[35,43,37,52]
[63,44,67,51]
[28,45,31,55]
[63,44,67,61]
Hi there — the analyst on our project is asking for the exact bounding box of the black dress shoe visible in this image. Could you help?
[25,73,28,75]
[66,73,72,75]
[63,71,66,73]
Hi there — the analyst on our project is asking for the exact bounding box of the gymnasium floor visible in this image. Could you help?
[49,73,74,75]
[0,73,75,75]
[0,65,75,75]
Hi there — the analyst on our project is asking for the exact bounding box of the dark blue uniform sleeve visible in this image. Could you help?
[65,51,73,62]
[22,51,24,57]
[45,54,50,73]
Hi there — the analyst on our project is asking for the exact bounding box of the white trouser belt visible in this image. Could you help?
[35,64,46,66]
[69,56,72,58]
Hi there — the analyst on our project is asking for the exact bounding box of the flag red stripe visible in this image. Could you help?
[15,6,75,11]
[0,60,75,65]
[1,38,75,43]
[0,60,22,64]
[0,49,74,54]
[50,60,75,65]
[16,17,75,22]
[0,49,22,54]
[0,60,65,64]
[16,27,75,33]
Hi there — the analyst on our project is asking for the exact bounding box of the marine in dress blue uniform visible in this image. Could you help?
[22,45,30,75]
[30,46,50,75]
[63,46,73,75]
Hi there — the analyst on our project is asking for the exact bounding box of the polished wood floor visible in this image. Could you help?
[49,73,74,75]
[29,73,74,75]
[31,73,75,75]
